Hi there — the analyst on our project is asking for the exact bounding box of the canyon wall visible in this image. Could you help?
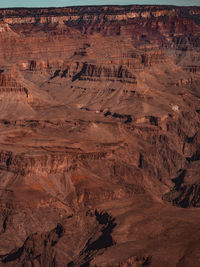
[0,5,199,267]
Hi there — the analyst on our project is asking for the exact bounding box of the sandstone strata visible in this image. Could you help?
[0,5,199,267]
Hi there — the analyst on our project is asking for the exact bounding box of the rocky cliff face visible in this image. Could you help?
[0,5,200,267]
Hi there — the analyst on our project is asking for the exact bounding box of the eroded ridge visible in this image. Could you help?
[0,4,199,267]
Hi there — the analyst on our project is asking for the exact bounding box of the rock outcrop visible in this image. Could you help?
[0,4,199,267]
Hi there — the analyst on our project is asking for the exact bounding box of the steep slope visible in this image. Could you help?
[0,5,199,267]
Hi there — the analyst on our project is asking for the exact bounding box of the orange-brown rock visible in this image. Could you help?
[0,5,199,267]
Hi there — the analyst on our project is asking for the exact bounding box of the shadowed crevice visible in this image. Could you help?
[68,211,116,266]
[72,63,87,82]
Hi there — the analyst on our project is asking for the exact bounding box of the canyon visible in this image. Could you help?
[0,4,199,266]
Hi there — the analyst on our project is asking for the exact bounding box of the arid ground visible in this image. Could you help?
[0,5,199,266]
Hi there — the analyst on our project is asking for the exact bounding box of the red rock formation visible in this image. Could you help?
[0,5,199,267]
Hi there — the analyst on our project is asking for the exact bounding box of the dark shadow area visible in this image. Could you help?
[50,69,60,80]
[172,170,186,190]
[186,150,200,162]
[72,63,87,82]
[61,67,69,78]
[2,245,24,263]
[68,211,116,266]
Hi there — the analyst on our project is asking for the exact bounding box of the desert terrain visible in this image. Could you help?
[0,5,199,266]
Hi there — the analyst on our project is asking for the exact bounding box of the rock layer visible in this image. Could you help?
[0,5,199,267]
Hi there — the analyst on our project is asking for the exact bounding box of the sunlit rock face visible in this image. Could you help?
[0,5,200,266]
